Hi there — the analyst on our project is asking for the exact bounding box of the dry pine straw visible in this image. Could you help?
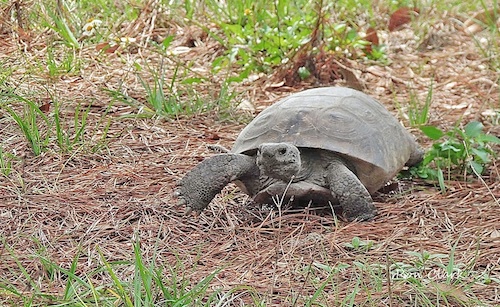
[1,115,499,304]
[1,6,500,306]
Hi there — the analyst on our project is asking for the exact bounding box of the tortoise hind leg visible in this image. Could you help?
[175,154,259,214]
[325,158,377,221]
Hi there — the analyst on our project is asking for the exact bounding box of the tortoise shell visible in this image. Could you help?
[231,87,419,193]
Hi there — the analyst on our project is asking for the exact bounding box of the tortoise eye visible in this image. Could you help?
[279,148,287,155]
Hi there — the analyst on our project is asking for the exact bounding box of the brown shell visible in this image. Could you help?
[232,87,419,192]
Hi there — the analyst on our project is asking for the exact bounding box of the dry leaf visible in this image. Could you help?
[481,109,498,117]
[17,27,32,42]
[205,132,221,141]
[39,101,52,113]
[95,42,109,51]
[236,99,255,112]
[463,23,483,35]
[96,42,119,53]
[334,60,365,91]
[268,81,285,88]
[441,102,469,110]
[183,26,208,47]
[363,27,379,54]
[389,7,420,32]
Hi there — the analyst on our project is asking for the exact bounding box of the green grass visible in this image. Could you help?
[53,99,93,152]
[2,94,51,156]
[0,237,229,306]
[407,82,433,127]
[46,47,82,78]
[43,1,80,48]
[4,234,494,306]
[1,93,110,155]
[472,0,500,71]
[0,145,14,176]
[106,75,238,119]
[304,246,494,306]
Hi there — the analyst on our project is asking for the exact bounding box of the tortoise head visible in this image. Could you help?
[256,143,301,182]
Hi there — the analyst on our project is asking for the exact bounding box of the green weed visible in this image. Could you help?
[0,145,15,176]
[199,0,380,81]
[344,236,376,253]
[412,121,500,191]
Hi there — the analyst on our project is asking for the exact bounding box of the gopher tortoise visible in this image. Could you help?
[175,87,423,221]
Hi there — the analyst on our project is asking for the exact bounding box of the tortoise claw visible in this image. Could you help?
[173,190,181,198]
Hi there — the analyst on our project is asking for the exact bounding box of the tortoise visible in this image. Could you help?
[174,87,423,221]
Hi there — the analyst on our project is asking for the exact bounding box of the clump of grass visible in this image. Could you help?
[1,94,51,156]
[46,46,82,78]
[395,82,433,128]
[470,0,500,71]
[43,1,80,48]
[1,93,111,155]
[53,99,93,153]
[107,59,239,119]
[0,237,227,306]
[137,60,184,116]
[407,83,433,127]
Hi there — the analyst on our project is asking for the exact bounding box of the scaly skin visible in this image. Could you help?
[175,154,260,213]
[325,158,377,221]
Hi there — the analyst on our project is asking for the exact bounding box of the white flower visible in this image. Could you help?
[82,19,102,37]
[120,37,137,45]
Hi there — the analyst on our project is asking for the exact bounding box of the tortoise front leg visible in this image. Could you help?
[325,158,377,221]
[175,154,259,214]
